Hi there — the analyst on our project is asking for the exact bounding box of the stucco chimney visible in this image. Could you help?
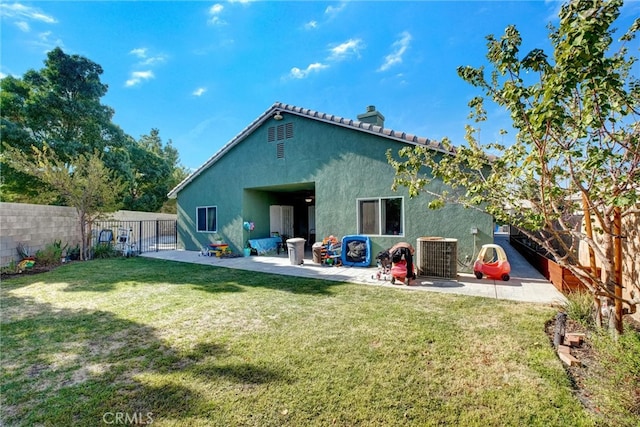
[357,105,385,127]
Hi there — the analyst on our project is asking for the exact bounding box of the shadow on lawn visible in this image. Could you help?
[44,257,343,296]
[1,292,291,425]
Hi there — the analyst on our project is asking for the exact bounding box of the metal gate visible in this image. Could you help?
[92,220,177,254]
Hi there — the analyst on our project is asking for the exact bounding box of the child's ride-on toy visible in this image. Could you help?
[473,244,511,281]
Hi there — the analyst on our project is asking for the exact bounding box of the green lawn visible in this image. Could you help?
[1,257,595,426]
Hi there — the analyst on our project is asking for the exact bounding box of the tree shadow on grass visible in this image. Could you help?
[190,361,289,384]
[0,292,292,426]
[13,257,344,296]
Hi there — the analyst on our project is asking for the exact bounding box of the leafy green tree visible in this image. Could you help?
[1,47,188,213]
[123,129,188,212]
[387,0,639,333]
[2,144,125,260]
[0,76,55,203]
[0,47,128,202]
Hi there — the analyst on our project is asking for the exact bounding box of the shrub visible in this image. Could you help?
[564,290,594,328]
[92,243,120,259]
[1,260,18,274]
[35,240,67,266]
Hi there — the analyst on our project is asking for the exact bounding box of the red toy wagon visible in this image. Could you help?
[473,244,511,281]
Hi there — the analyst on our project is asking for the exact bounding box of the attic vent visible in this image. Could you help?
[267,123,294,142]
[276,142,285,159]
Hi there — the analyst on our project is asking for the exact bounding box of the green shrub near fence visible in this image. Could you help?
[34,240,67,266]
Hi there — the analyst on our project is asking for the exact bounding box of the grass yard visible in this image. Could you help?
[1,257,597,426]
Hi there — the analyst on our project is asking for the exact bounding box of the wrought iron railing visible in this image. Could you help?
[92,220,177,254]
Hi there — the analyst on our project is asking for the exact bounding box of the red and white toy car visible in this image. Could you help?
[473,244,511,281]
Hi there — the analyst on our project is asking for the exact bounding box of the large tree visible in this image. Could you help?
[124,129,188,213]
[387,0,639,333]
[0,47,129,201]
[1,47,187,212]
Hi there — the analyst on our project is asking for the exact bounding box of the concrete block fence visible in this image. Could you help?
[0,202,175,267]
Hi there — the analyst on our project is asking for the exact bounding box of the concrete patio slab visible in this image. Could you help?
[140,234,566,305]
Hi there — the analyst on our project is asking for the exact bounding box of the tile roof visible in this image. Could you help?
[168,101,453,198]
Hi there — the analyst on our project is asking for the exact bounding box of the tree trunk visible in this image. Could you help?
[613,207,623,335]
[79,213,87,261]
[582,195,601,328]
[594,296,602,328]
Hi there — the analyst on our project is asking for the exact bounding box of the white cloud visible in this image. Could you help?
[208,3,226,25]
[284,37,364,80]
[0,3,57,24]
[126,48,166,87]
[289,62,328,79]
[0,71,7,79]
[325,2,346,18]
[129,47,167,65]
[130,48,147,58]
[329,38,363,61]
[125,70,154,87]
[140,55,167,66]
[192,87,207,97]
[304,20,318,30]
[16,20,29,31]
[378,31,412,72]
[28,30,63,52]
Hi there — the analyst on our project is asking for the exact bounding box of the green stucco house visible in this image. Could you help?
[168,102,494,269]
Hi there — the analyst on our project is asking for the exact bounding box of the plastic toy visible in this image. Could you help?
[473,244,511,281]
[390,260,408,285]
[372,258,391,281]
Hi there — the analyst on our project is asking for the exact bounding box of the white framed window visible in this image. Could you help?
[196,206,217,233]
[357,197,404,236]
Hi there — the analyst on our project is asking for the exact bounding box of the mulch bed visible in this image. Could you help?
[1,263,65,281]
[545,317,598,412]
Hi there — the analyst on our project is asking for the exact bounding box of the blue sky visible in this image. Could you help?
[2,1,638,170]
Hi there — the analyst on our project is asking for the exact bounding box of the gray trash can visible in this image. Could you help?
[286,238,306,265]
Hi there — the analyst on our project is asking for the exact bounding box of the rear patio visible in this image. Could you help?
[142,235,565,305]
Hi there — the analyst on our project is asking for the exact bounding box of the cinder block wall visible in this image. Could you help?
[0,202,81,266]
[108,210,177,221]
[0,203,177,267]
